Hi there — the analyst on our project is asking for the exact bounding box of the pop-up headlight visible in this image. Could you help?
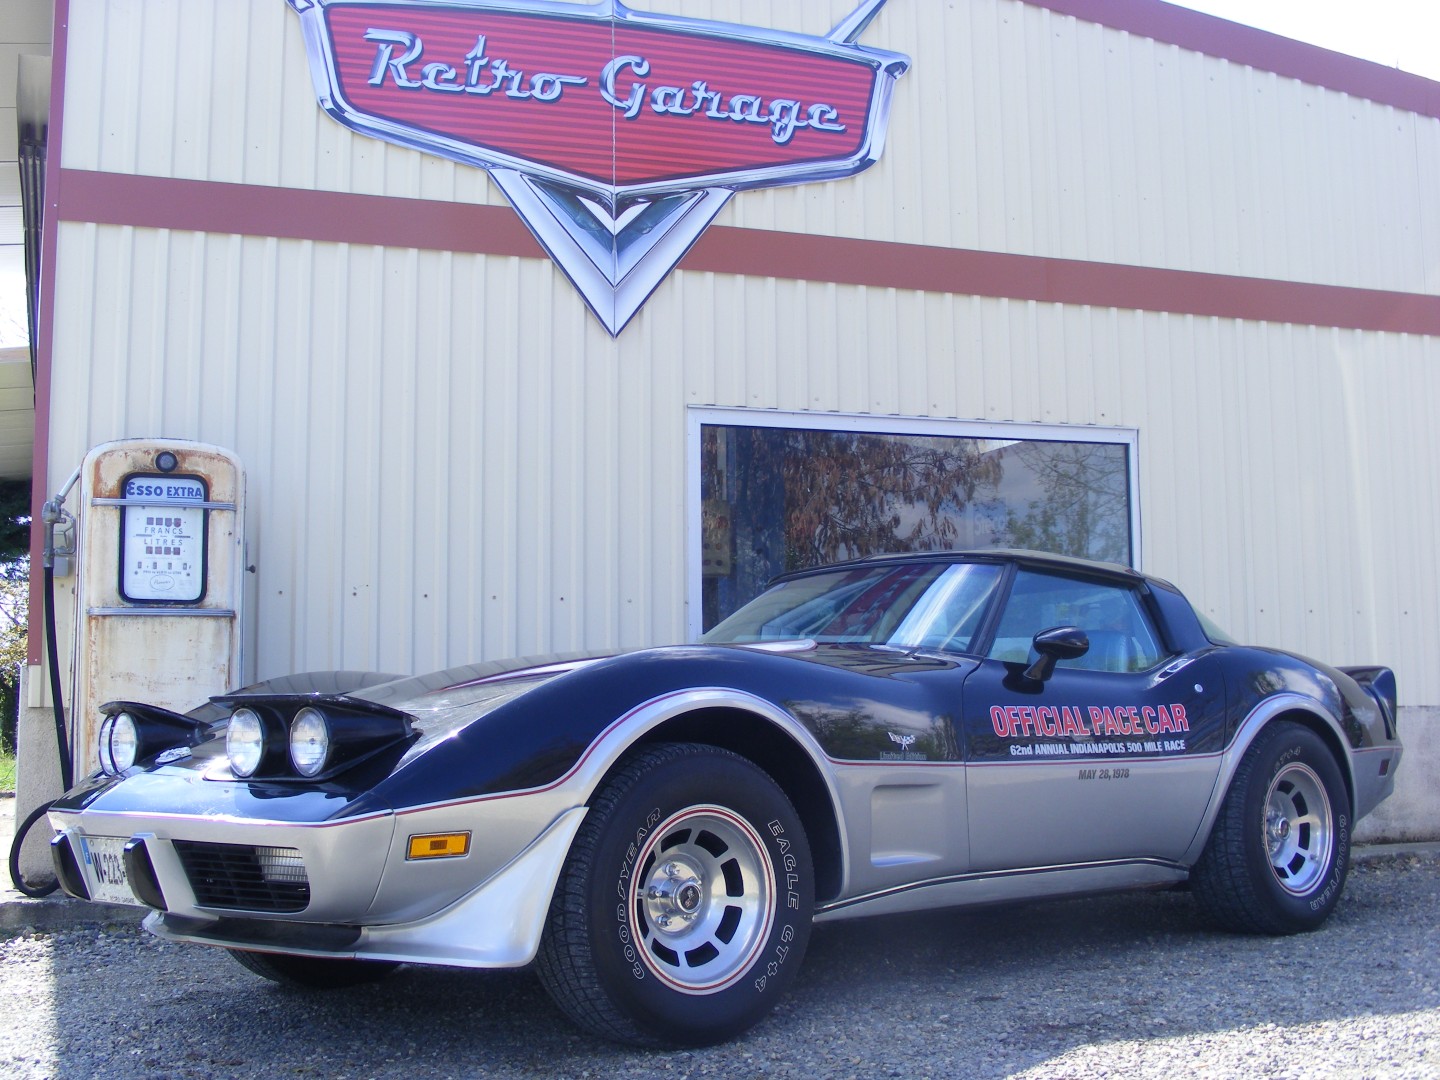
[226,708,266,778]
[209,695,413,781]
[95,702,206,777]
[289,708,331,778]
[98,712,138,773]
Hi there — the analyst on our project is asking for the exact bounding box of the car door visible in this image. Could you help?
[961,567,1227,872]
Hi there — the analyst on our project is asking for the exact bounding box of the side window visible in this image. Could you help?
[987,570,1169,673]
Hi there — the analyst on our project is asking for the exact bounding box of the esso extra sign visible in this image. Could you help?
[123,478,207,504]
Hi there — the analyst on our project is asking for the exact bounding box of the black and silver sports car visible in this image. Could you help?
[48,550,1402,1046]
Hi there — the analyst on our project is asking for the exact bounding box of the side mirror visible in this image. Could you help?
[1024,625,1090,683]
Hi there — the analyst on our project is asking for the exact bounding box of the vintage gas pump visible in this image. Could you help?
[68,440,246,776]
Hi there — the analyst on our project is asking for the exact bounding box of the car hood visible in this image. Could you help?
[343,652,619,762]
[337,640,969,806]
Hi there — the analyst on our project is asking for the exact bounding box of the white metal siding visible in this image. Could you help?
[56,0,1440,294]
[45,223,1440,702]
[42,1,1440,706]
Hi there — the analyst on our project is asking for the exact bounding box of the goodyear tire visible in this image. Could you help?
[1192,721,1350,934]
[227,949,400,989]
[536,743,813,1047]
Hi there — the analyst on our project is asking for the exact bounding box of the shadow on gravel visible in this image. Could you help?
[35,854,1439,1079]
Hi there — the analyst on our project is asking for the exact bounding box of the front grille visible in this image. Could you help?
[173,841,311,913]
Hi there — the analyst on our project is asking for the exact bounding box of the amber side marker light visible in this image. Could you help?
[407,833,472,860]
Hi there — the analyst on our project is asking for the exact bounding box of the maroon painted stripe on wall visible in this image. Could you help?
[1029,0,1440,119]
[695,228,1440,335]
[57,170,545,258]
[57,169,1440,337]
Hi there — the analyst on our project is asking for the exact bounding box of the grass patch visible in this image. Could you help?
[0,748,14,793]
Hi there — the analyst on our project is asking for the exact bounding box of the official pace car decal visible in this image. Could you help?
[990,703,1192,758]
[287,0,910,334]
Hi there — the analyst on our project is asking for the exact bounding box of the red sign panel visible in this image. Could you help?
[324,6,879,189]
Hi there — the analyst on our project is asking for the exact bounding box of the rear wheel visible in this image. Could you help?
[536,743,813,1047]
[1192,721,1350,934]
[227,949,400,989]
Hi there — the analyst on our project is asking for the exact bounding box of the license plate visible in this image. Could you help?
[79,836,141,906]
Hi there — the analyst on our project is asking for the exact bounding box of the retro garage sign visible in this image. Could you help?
[288,0,911,334]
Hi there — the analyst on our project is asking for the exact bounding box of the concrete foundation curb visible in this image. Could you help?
[1351,840,1440,863]
[0,893,140,935]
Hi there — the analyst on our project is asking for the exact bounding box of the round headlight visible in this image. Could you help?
[97,714,117,774]
[109,712,139,772]
[289,708,331,778]
[227,708,265,777]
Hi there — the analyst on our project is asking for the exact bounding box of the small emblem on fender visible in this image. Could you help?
[881,731,925,761]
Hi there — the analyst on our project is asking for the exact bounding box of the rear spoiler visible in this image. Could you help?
[1340,666,1398,738]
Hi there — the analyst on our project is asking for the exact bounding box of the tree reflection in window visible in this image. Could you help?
[701,425,1132,630]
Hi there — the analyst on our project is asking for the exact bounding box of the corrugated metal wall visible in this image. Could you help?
[58,0,1440,291]
[44,0,1440,705]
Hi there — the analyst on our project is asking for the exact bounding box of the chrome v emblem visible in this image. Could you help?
[490,172,735,336]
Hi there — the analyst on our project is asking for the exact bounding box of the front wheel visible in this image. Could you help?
[1192,721,1350,934]
[536,743,814,1047]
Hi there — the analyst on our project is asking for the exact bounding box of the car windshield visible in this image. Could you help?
[704,561,1003,652]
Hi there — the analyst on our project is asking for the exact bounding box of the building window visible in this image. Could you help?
[691,411,1139,634]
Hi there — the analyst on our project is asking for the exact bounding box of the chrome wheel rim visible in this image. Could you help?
[630,805,774,994]
[1263,762,1333,895]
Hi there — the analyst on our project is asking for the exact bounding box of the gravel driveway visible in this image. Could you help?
[3,851,1436,1079]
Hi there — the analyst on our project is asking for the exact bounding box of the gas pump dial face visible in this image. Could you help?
[120,475,208,603]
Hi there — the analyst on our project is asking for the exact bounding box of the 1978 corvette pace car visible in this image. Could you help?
[48,550,1401,1046]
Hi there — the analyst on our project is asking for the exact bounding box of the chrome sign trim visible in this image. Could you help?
[289,0,910,334]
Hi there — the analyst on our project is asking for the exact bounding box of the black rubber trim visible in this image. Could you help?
[156,913,362,952]
[48,832,90,901]
[123,837,168,911]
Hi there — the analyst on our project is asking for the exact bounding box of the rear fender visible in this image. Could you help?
[1181,694,1356,866]
[1340,666,1398,739]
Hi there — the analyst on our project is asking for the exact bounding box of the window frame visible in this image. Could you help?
[685,408,1143,642]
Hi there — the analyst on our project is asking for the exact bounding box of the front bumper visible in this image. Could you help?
[49,805,398,922]
[47,769,590,969]
[141,807,587,968]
